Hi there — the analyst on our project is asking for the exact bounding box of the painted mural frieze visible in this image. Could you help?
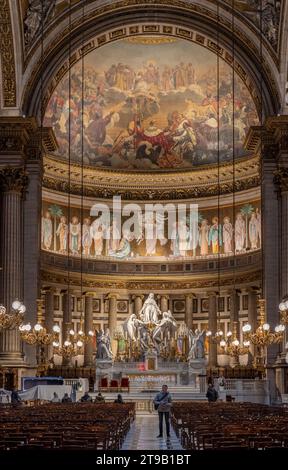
[223,0,282,51]
[44,35,259,171]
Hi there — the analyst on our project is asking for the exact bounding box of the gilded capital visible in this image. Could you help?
[0,167,28,194]
[274,167,288,193]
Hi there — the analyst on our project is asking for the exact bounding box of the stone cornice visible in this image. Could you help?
[43,154,260,200]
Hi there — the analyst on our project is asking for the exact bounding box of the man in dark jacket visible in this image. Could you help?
[206,383,218,402]
[153,384,172,438]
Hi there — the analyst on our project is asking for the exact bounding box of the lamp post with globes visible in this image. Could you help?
[19,299,61,375]
[242,299,285,371]
[0,300,26,330]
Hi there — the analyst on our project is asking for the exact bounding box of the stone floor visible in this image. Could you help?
[122,414,183,450]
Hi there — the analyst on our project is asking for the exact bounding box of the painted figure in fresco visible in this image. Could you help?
[223,216,233,254]
[108,219,121,255]
[56,216,68,253]
[199,219,209,256]
[110,231,131,259]
[171,221,180,257]
[235,212,246,252]
[145,214,158,256]
[41,211,53,250]
[90,220,104,256]
[249,212,258,249]
[70,216,81,255]
[82,218,92,256]
[139,293,161,324]
[256,208,261,246]
[208,217,222,255]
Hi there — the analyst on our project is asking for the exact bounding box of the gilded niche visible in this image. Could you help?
[44,36,259,171]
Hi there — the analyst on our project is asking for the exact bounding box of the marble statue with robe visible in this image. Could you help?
[139,293,161,323]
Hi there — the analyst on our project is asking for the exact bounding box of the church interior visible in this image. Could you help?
[1,0,288,456]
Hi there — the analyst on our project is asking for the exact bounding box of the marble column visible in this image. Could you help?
[0,168,27,366]
[133,294,144,316]
[229,290,239,336]
[84,293,94,367]
[208,293,217,368]
[185,294,193,330]
[248,289,258,346]
[44,288,55,361]
[107,293,118,356]
[160,294,169,313]
[62,291,72,366]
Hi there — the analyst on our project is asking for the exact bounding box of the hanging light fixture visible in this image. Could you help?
[19,299,60,345]
[0,301,26,330]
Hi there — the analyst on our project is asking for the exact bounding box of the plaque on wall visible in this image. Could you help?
[117,300,128,313]
[92,299,101,313]
[201,298,209,312]
[173,300,185,313]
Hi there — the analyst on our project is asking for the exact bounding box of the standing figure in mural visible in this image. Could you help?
[171,221,180,257]
[108,219,121,254]
[145,214,158,256]
[139,293,161,323]
[199,219,209,256]
[90,220,104,256]
[235,212,246,252]
[256,208,261,246]
[70,216,81,255]
[82,218,92,256]
[249,212,258,249]
[223,216,233,254]
[41,211,53,250]
[208,217,222,255]
[110,230,132,259]
[178,220,190,257]
[56,216,68,253]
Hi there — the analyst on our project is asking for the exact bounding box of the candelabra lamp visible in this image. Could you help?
[242,299,285,347]
[206,326,225,344]
[19,299,60,345]
[220,324,250,357]
[68,316,94,344]
[0,300,26,330]
[279,298,288,324]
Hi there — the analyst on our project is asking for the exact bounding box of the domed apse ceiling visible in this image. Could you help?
[44,36,259,171]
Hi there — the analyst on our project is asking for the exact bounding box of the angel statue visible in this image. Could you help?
[96,328,113,360]
[139,293,161,323]
[188,329,206,360]
[152,310,177,350]
[122,314,145,342]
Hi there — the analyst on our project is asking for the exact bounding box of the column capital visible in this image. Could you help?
[0,167,28,194]
[106,293,119,300]
[274,167,288,193]
[83,291,95,298]
[132,294,144,300]
[185,293,194,299]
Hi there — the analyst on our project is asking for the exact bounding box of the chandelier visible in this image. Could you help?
[68,315,94,344]
[242,299,285,347]
[0,300,26,329]
[279,298,288,324]
[220,324,250,357]
[53,336,84,359]
[206,327,225,344]
[19,299,60,345]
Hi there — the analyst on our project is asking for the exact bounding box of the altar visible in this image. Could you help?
[95,293,207,392]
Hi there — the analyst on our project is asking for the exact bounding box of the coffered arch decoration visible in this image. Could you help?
[21,2,281,119]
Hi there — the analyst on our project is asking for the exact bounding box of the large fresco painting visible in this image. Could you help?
[44,37,259,170]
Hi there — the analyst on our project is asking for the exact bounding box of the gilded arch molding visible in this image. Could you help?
[21,1,281,117]
[0,0,17,107]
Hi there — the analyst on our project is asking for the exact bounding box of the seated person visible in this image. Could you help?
[51,392,60,403]
[80,392,93,402]
[95,392,105,403]
[11,389,22,405]
[114,393,124,404]
[61,392,72,403]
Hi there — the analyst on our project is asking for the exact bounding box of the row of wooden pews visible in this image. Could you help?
[0,402,135,451]
[171,402,288,450]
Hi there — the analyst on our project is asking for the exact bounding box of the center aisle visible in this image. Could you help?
[122,414,183,450]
